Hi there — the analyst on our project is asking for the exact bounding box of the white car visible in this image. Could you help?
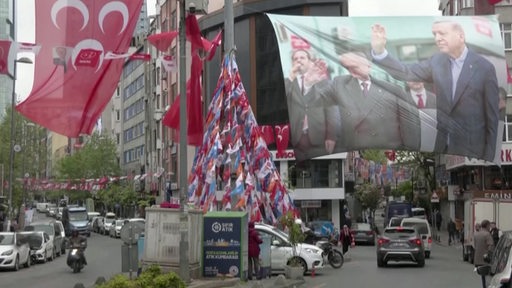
[255,223,324,274]
[400,217,432,258]
[109,220,125,238]
[18,231,55,263]
[102,212,116,235]
[0,232,31,271]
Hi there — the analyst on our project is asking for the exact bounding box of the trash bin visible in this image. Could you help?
[259,234,271,279]
[137,234,144,276]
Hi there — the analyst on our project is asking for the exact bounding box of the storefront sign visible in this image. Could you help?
[271,149,296,161]
[446,144,512,170]
[472,190,512,199]
[301,200,322,208]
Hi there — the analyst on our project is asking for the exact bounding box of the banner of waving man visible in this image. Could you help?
[266,14,507,163]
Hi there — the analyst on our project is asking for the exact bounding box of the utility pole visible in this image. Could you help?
[224,0,234,52]
[178,0,189,283]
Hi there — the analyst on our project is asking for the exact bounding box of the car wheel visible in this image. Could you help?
[417,259,425,267]
[425,251,430,259]
[42,250,47,263]
[377,257,385,267]
[24,254,31,268]
[13,255,20,271]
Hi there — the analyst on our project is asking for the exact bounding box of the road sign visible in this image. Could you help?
[431,191,440,203]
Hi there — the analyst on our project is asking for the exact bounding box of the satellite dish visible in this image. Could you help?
[120,221,145,245]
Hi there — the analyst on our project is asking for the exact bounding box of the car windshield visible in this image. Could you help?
[0,234,14,245]
[389,218,402,227]
[412,209,425,217]
[115,220,125,227]
[27,224,53,235]
[19,233,42,249]
[69,211,88,221]
[269,226,289,241]
[401,222,429,234]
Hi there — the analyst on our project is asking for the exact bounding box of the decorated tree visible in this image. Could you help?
[187,54,294,223]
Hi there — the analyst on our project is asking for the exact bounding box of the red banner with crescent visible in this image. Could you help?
[16,0,143,137]
[275,124,290,155]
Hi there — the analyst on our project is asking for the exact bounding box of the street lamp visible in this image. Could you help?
[6,56,33,231]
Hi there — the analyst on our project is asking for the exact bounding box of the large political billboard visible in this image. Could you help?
[266,14,507,163]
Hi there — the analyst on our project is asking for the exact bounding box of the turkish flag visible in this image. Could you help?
[16,0,143,137]
[260,125,275,145]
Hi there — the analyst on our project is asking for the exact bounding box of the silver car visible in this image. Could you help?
[481,230,512,287]
[17,231,55,263]
[0,232,31,271]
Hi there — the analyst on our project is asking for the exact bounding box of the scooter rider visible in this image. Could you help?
[69,229,87,265]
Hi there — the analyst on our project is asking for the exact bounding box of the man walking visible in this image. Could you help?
[448,218,457,245]
[473,220,495,288]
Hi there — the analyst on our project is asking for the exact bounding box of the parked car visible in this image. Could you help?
[47,206,58,218]
[254,223,324,274]
[17,231,54,263]
[400,217,432,258]
[308,220,336,240]
[411,207,427,220]
[109,220,125,238]
[102,212,116,235]
[376,226,425,268]
[24,220,66,256]
[351,223,375,246]
[0,232,31,271]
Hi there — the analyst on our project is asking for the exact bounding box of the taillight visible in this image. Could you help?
[428,237,432,244]
[367,231,373,236]
[378,237,390,245]
[409,238,422,246]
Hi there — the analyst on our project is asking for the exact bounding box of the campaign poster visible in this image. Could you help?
[266,14,507,163]
[203,212,247,278]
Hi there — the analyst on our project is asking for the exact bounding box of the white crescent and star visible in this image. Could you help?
[99,1,129,35]
[51,0,89,31]
[51,1,129,35]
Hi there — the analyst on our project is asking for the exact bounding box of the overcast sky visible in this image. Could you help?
[16,0,440,100]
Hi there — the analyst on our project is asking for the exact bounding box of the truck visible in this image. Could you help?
[462,198,512,263]
[382,198,413,228]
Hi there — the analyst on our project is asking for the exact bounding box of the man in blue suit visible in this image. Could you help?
[370,20,499,161]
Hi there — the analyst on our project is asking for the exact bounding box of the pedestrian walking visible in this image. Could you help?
[339,225,354,255]
[248,221,262,280]
[435,210,442,231]
[473,220,495,288]
[448,218,457,245]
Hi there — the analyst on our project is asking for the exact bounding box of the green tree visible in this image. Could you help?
[56,132,121,180]
[354,183,381,226]
[360,150,387,163]
[394,151,436,201]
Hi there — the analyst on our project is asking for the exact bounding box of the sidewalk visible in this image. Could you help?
[432,228,463,249]
[187,275,305,288]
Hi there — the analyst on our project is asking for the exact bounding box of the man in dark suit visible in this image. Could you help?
[371,20,499,161]
[406,81,437,152]
[321,51,418,151]
[285,49,340,161]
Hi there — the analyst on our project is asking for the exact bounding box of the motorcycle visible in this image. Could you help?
[67,240,87,273]
[316,240,344,268]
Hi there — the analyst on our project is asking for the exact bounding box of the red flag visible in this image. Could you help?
[206,30,223,61]
[260,125,275,145]
[130,53,151,61]
[186,15,206,52]
[0,40,13,75]
[73,48,102,67]
[162,53,204,146]
[275,124,290,155]
[147,31,178,52]
[16,0,144,137]
[507,65,512,84]
[488,0,502,4]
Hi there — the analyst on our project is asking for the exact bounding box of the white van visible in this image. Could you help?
[400,217,432,258]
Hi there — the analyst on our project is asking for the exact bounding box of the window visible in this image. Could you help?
[461,0,473,8]
[505,115,512,142]
[501,24,512,51]
[292,160,343,188]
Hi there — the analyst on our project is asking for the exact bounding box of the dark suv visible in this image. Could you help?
[376,226,425,267]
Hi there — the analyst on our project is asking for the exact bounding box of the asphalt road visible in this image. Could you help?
[1,213,127,288]
[305,241,483,288]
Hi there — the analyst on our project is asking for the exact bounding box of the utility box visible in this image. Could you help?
[203,211,248,279]
[259,234,271,279]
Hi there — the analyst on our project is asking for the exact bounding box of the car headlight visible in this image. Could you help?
[304,248,323,255]
[1,249,13,256]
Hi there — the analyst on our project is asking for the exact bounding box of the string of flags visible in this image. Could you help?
[187,53,294,224]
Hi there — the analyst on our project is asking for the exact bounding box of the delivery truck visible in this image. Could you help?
[462,198,512,263]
